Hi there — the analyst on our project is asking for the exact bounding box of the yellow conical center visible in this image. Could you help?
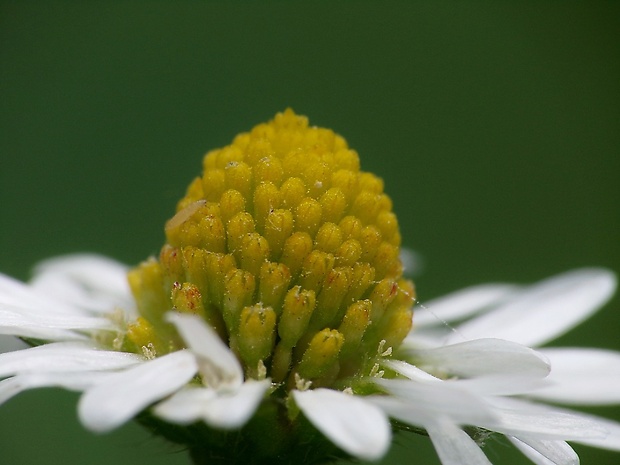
[125,109,414,388]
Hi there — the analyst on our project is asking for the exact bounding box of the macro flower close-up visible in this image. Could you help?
[1,110,619,465]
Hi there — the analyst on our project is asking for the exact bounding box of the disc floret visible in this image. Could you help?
[125,109,414,392]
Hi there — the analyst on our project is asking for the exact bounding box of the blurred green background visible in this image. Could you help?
[1,2,619,464]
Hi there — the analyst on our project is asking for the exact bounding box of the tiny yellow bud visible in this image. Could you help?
[222,268,256,330]
[358,172,384,194]
[334,238,362,267]
[338,215,363,241]
[219,189,246,224]
[278,286,316,346]
[376,211,399,245]
[298,250,334,293]
[182,248,236,309]
[338,300,371,356]
[212,145,244,169]
[224,161,253,200]
[171,282,204,317]
[333,148,360,172]
[254,156,284,185]
[259,261,292,314]
[314,222,343,254]
[165,200,207,247]
[128,258,168,324]
[312,267,351,329]
[374,306,414,353]
[351,191,383,225]
[294,197,322,237]
[263,209,294,260]
[245,136,275,165]
[253,182,281,232]
[227,212,256,260]
[319,188,347,224]
[296,329,344,380]
[331,169,358,202]
[373,242,400,280]
[159,244,185,290]
[239,232,270,278]
[201,169,226,202]
[238,304,277,368]
[369,278,399,322]
[126,316,167,357]
[359,225,383,263]
[303,160,330,198]
[343,262,376,304]
[279,232,313,278]
[280,177,306,209]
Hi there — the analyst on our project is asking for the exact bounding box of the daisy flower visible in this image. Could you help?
[0,110,619,465]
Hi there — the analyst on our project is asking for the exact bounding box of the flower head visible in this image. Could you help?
[1,110,619,465]
[125,109,414,393]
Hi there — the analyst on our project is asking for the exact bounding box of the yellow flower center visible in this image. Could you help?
[124,109,414,389]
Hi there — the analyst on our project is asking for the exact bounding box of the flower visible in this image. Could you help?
[1,110,619,465]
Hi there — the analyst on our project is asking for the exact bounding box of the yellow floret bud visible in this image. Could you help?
[298,250,335,293]
[338,300,371,357]
[171,282,204,318]
[125,316,168,357]
[280,232,313,278]
[222,268,256,331]
[278,286,316,346]
[263,209,294,260]
[219,189,246,224]
[314,222,343,254]
[280,177,306,209]
[238,304,277,370]
[258,261,291,314]
[127,109,414,388]
[312,267,351,329]
[294,198,323,237]
[296,329,344,380]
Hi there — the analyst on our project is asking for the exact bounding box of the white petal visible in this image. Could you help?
[0,324,85,342]
[0,273,90,316]
[413,284,518,327]
[0,274,52,309]
[0,302,112,329]
[509,436,578,465]
[449,269,616,346]
[537,407,620,451]
[32,254,132,311]
[371,379,496,426]
[529,348,620,405]
[153,386,217,424]
[383,358,546,396]
[426,419,492,465]
[482,398,608,441]
[78,350,197,432]
[381,359,443,382]
[0,371,111,405]
[402,338,550,379]
[0,342,143,377]
[198,380,270,429]
[293,388,391,461]
[155,380,270,429]
[166,312,242,388]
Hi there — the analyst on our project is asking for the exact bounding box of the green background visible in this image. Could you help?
[1,2,619,464]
